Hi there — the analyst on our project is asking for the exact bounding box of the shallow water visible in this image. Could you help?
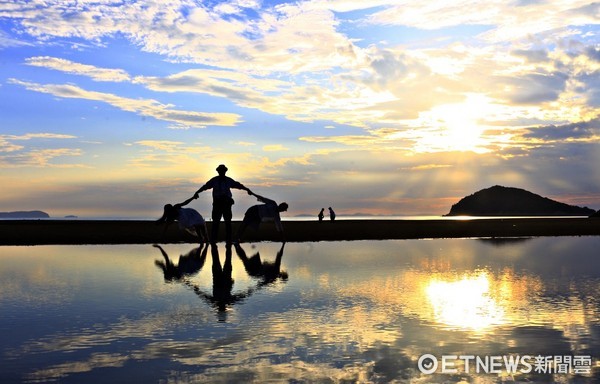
[0,237,598,383]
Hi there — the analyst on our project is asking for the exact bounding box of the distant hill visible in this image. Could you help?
[446,186,595,216]
[0,210,50,219]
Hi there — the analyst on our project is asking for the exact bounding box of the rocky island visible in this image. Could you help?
[0,210,50,219]
[446,185,595,216]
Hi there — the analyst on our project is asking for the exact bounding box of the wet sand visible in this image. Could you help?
[1,218,599,245]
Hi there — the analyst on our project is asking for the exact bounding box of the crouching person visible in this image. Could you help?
[236,193,288,242]
[157,196,209,243]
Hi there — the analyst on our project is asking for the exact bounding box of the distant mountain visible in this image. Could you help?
[590,210,600,218]
[0,210,50,219]
[446,186,595,216]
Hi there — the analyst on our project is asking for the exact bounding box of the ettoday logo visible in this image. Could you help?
[417,354,592,375]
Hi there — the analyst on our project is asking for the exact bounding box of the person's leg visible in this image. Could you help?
[211,202,223,243]
[223,202,233,243]
[194,224,208,243]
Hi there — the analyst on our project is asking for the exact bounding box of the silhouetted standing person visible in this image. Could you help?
[329,207,336,221]
[194,164,253,243]
[318,208,325,222]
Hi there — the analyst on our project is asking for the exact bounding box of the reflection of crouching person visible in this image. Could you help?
[236,194,288,242]
[157,196,209,243]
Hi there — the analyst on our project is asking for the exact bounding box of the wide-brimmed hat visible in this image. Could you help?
[216,164,228,173]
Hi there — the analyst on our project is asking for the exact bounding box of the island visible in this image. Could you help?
[0,210,50,219]
[446,185,595,216]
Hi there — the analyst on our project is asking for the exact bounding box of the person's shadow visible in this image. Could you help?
[234,242,288,288]
[154,243,208,282]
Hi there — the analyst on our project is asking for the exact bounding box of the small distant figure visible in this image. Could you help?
[194,164,253,243]
[236,193,288,242]
[157,196,209,243]
[318,208,325,222]
[328,207,336,221]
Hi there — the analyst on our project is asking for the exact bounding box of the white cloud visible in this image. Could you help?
[9,79,242,128]
[262,144,289,152]
[26,56,131,82]
[366,0,598,43]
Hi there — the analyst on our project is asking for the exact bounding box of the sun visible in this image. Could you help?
[413,94,496,153]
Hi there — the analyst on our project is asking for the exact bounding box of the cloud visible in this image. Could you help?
[522,118,600,141]
[26,56,131,82]
[491,71,569,104]
[0,29,31,47]
[0,148,83,168]
[9,79,242,128]
[366,0,597,42]
[262,144,289,152]
[0,133,81,167]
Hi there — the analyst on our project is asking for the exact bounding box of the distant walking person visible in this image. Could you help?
[318,208,325,222]
[157,196,209,243]
[236,193,288,242]
[194,164,253,243]
[329,207,336,221]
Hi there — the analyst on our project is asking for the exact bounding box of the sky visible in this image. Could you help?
[0,0,599,218]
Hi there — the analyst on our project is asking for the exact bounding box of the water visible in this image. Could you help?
[0,237,598,383]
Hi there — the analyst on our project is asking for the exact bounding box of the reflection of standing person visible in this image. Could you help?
[236,193,288,242]
[190,243,253,322]
[157,196,208,242]
[194,164,253,243]
[328,207,336,221]
[318,208,325,222]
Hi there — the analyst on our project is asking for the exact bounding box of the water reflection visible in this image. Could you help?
[425,271,505,331]
[154,243,208,282]
[1,238,599,383]
[153,243,288,322]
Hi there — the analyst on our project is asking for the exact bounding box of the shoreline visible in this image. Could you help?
[1,218,599,245]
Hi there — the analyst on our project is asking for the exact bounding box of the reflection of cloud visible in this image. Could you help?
[26,353,129,382]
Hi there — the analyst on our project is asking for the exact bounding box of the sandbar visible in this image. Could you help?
[0,218,599,245]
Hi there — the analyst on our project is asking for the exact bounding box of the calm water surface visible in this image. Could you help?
[0,237,599,383]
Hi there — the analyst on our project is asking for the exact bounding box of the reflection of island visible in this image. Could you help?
[446,185,595,216]
[154,243,288,322]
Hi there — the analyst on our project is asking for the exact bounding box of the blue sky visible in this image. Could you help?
[0,0,598,218]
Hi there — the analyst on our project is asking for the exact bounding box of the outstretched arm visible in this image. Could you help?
[253,193,275,205]
[194,178,214,198]
[175,195,196,208]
